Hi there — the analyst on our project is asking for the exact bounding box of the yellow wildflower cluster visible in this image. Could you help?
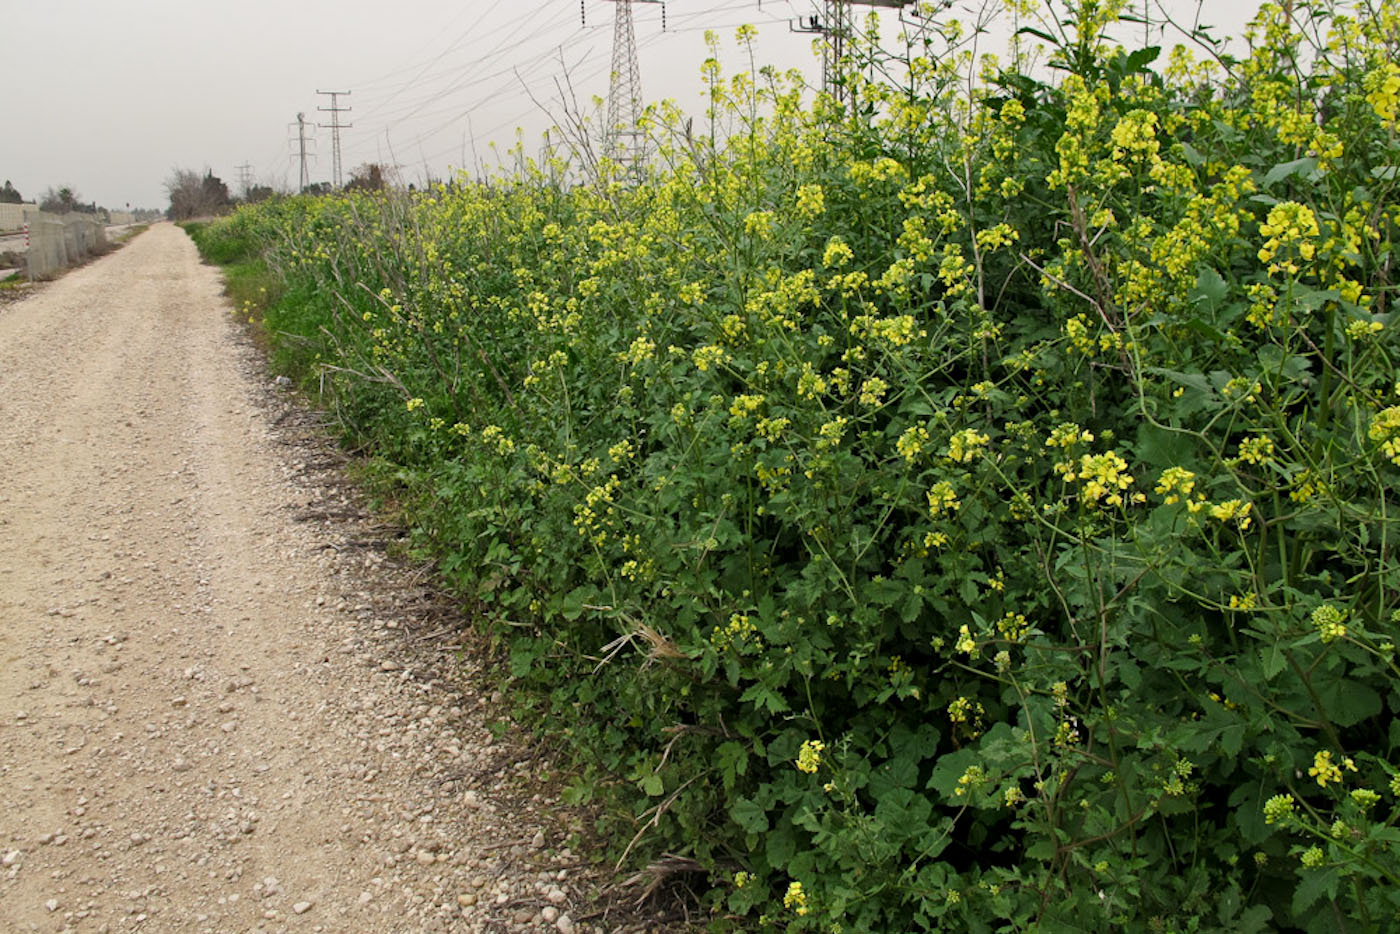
[794,184,825,219]
[712,613,760,652]
[817,416,849,449]
[623,336,656,365]
[743,210,775,239]
[822,236,854,268]
[783,881,810,915]
[955,764,988,797]
[1311,604,1348,644]
[1369,407,1400,466]
[1366,62,1400,127]
[947,695,984,725]
[858,377,889,407]
[954,624,977,656]
[1063,314,1124,357]
[1308,750,1357,788]
[997,612,1030,642]
[897,425,930,463]
[796,739,825,774]
[1067,450,1140,509]
[926,481,960,518]
[729,393,764,421]
[1208,498,1252,531]
[1233,435,1275,466]
[1153,466,1202,510]
[480,424,516,455]
[1046,422,1093,450]
[947,428,990,463]
[693,344,727,371]
[1257,201,1320,275]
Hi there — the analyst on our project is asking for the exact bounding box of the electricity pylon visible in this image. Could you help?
[793,0,909,107]
[317,89,353,189]
[604,0,660,174]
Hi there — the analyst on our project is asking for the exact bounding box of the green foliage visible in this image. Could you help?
[192,2,1400,929]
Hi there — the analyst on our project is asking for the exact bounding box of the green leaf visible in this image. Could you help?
[1262,157,1318,188]
[1191,266,1229,309]
[1124,45,1161,72]
[1016,25,1058,44]
[1292,867,1338,916]
[715,741,749,792]
[927,747,979,798]
[640,774,664,797]
[869,752,919,798]
[1237,906,1274,933]
[1318,678,1381,727]
[1220,723,1246,758]
[739,682,791,714]
[731,797,769,834]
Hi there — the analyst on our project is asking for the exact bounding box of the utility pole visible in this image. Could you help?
[604,0,660,175]
[235,163,253,199]
[792,0,909,107]
[317,89,352,189]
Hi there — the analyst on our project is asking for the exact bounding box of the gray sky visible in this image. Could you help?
[1,1,1259,212]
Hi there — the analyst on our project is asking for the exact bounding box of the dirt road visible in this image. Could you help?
[0,226,590,933]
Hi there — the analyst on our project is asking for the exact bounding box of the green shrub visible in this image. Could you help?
[196,2,1400,929]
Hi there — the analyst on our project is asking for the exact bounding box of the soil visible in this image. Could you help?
[0,224,672,934]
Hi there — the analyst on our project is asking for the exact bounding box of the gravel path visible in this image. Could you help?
[0,225,611,934]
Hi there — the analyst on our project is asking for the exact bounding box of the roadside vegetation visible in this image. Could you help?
[189,1,1400,929]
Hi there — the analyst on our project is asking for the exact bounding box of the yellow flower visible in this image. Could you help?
[743,210,774,239]
[954,624,976,656]
[822,236,854,268]
[1234,435,1275,466]
[796,739,825,774]
[692,344,727,372]
[858,377,889,407]
[795,184,825,219]
[783,881,809,915]
[1209,499,1252,530]
[1311,604,1347,643]
[927,481,960,518]
[1154,466,1197,505]
[1308,750,1349,787]
[1369,407,1400,465]
[1076,451,1136,507]
[897,426,930,463]
[947,428,990,463]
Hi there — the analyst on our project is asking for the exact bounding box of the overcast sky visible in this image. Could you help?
[1,1,1260,212]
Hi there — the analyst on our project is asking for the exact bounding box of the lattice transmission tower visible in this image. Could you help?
[317,89,353,189]
[604,0,660,173]
[793,0,909,107]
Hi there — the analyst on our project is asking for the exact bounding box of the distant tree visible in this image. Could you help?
[39,185,81,213]
[302,182,332,196]
[345,163,387,192]
[0,180,22,203]
[244,185,275,205]
[165,169,232,220]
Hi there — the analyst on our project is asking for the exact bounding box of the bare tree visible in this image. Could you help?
[345,163,389,192]
[165,169,231,220]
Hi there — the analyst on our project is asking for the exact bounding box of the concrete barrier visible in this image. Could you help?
[0,203,40,233]
[24,212,108,279]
